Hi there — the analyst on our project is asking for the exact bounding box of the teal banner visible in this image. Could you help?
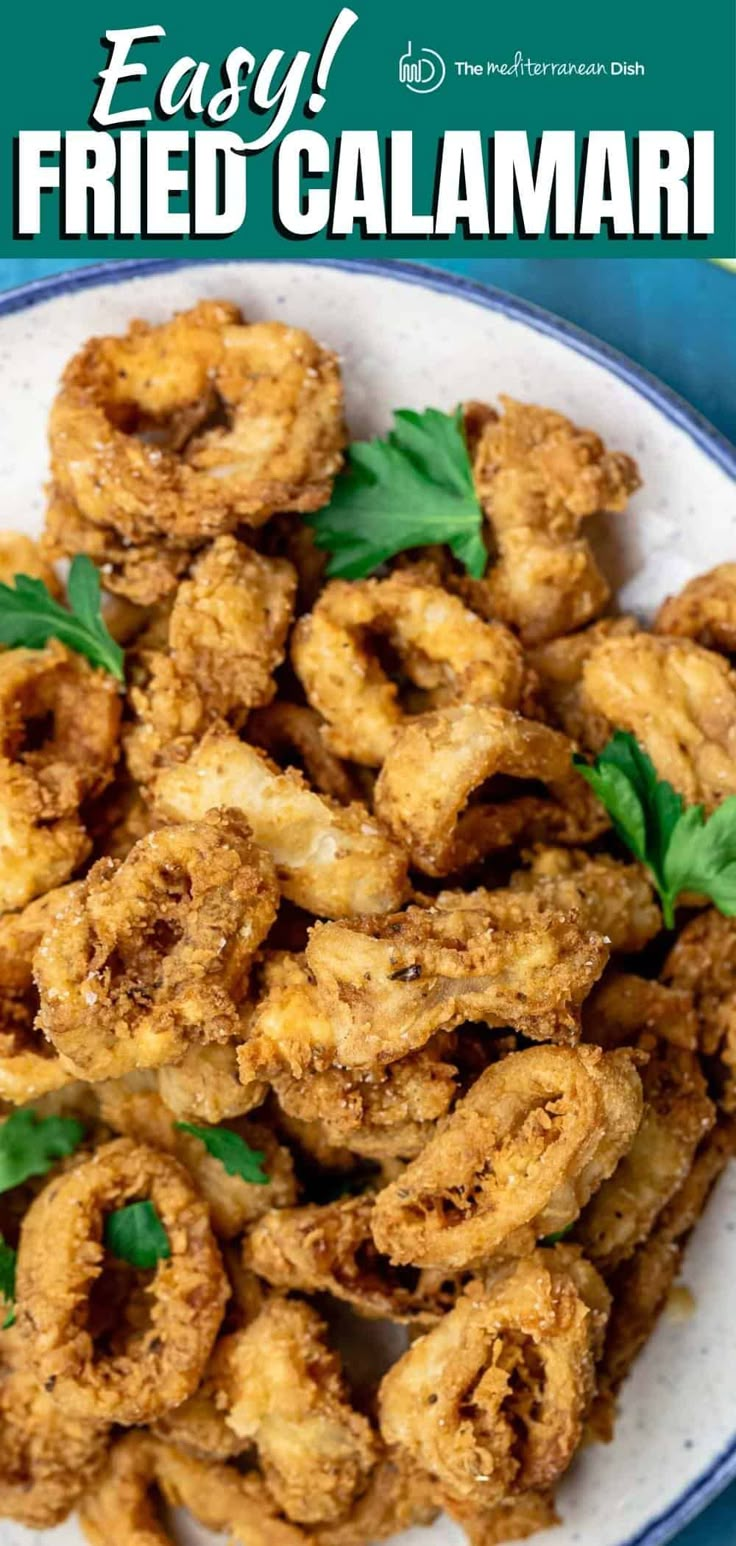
[3,0,735,254]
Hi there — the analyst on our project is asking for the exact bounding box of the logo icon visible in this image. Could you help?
[399,42,446,94]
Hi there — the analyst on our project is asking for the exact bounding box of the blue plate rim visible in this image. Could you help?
[1,254,735,1546]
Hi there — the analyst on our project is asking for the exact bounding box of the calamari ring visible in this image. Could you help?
[237,905,608,1083]
[378,1248,609,1506]
[35,810,279,1080]
[79,1433,308,1546]
[374,702,607,875]
[153,729,408,918]
[247,702,364,805]
[156,1042,268,1125]
[50,301,345,544]
[15,1138,228,1425]
[291,574,525,766]
[0,1326,110,1528]
[0,641,120,819]
[370,1044,643,1269]
[483,526,610,646]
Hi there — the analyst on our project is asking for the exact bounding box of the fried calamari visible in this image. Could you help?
[35,810,278,1079]
[371,1045,643,1269]
[15,1138,228,1424]
[291,573,524,766]
[154,730,408,917]
[379,1249,609,1505]
[374,704,607,875]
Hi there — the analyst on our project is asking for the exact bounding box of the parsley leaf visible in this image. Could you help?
[308,407,487,580]
[104,1201,171,1270]
[0,555,124,680]
[0,1235,16,1328]
[175,1123,269,1185]
[0,1108,85,1193]
[540,1226,573,1247]
[574,730,736,928]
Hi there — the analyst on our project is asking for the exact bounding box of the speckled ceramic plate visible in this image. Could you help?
[0,258,735,1546]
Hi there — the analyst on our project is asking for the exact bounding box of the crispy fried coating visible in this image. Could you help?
[0,530,60,595]
[442,1490,559,1546]
[589,1121,736,1439]
[79,1432,308,1546]
[0,641,121,911]
[315,1454,439,1546]
[15,1137,228,1425]
[470,396,638,646]
[584,631,736,808]
[577,1042,714,1272]
[154,730,408,918]
[0,1326,110,1528]
[291,574,524,766]
[169,537,296,718]
[157,1041,267,1124]
[371,1045,642,1269]
[246,1196,463,1323]
[0,640,120,815]
[485,527,611,645]
[86,769,157,862]
[509,845,661,953]
[655,563,736,652]
[527,617,638,750]
[125,539,297,783]
[35,810,278,1079]
[49,302,345,544]
[222,1295,377,1523]
[270,1023,458,1157]
[97,1077,296,1239]
[237,905,608,1085]
[248,702,364,805]
[153,1326,257,1461]
[374,703,607,875]
[379,1249,609,1505]
[664,909,736,1111]
[43,488,193,606]
[0,883,80,1104]
[472,396,640,541]
[582,970,699,1052]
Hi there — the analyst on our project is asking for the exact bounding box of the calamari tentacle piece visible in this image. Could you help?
[584,631,736,809]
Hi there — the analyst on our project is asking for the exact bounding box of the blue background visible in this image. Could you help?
[0,254,734,1545]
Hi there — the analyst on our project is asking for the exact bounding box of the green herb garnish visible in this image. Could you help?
[175,1123,269,1185]
[309,407,487,580]
[574,730,736,928]
[0,555,124,680]
[0,1236,16,1328]
[540,1226,573,1247]
[104,1201,171,1270]
[0,1108,85,1193]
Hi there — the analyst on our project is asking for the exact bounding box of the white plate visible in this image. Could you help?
[0,258,735,1546]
